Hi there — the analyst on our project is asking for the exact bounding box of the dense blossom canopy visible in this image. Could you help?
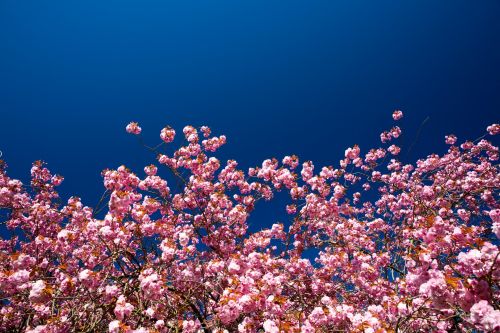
[0,112,499,332]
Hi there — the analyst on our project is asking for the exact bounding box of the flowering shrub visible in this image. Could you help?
[0,111,499,332]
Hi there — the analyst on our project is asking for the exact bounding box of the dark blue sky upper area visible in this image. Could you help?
[0,1,499,228]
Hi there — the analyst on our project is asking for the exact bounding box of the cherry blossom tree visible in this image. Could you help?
[0,112,499,332]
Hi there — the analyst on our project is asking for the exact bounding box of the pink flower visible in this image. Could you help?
[388,144,400,155]
[182,319,200,333]
[470,300,500,331]
[114,295,134,320]
[51,174,64,186]
[200,126,211,138]
[139,269,162,300]
[109,320,121,333]
[131,328,149,333]
[126,122,142,135]
[490,210,500,239]
[29,280,47,303]
[345,145,360,160]
[493,222,500,239]
[282,155,299,169]
[489,209,500,223]
[228,260,241,274]
[263,319,279,333]
[144,164,157,176]
[301,161,314,181]
[145,307,155,317]
[10,269,30,284]
[391,126,402,138]
[286,204,297,214]
[154,320,165,330]
[160,126,176,143]
[238,294,254,312]
[445,134,457,145]
[79,269,91,281]
[25,325,47,333]
[392,110,403,120]
[380,131,390,143]
[105,285,120,298]
[178,231,189,247]
[308,307,327,325]
[57,229,71,241]
[422,186,434,198]
[487,123,500,135]
[202,135,226,152]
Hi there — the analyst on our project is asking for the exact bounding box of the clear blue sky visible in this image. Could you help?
[0,1,499,229]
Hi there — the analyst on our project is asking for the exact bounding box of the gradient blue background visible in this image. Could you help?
[1,1,499,228]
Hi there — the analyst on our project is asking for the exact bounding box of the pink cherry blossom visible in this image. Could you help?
[392,109,403,120]
[109,320,121,333]
[160,126,176,143]
[445,134,457,145]
[126,122,142,135]
[487,123,500,135]
[29,280,47,303]
[0,114,498,332]
[470,300,500,331]
[388,144,401,155]
[114,295,135,320]
[263,319,279,333]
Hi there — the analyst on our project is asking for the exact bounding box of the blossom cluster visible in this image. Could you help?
[0,113,499,332]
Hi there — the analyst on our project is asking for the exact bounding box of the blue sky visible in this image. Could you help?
[0,1,499,229]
